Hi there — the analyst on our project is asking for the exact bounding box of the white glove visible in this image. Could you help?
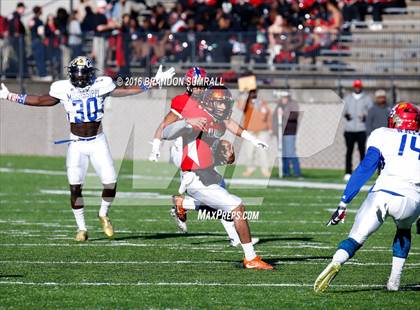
[153,65,176,87]
[241,130,269,149]
[148,138,161,162]
[327,201,347,226]
[0,83,10,100]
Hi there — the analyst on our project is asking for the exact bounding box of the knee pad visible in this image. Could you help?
[392,229,411,259]
[338,238,362,259]
[70,184,83,209]
[102,183,117,201]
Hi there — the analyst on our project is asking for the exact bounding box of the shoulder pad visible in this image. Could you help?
[49,80,73,100]
[94,76,116,96]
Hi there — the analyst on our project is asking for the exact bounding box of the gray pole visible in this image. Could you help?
[70,0,74,12]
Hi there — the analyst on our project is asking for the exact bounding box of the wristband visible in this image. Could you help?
[241,130,254,142]
[7,93,27,105]
[139,81,149,92]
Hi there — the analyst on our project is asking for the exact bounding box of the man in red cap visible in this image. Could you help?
[342,79,373,181]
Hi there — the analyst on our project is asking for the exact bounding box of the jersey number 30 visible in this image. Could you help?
[72,97,99,122]
[398,134,420,159]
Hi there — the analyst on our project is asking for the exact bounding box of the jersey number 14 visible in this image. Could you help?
[398,134,420,159]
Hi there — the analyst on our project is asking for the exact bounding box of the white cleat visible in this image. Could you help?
[387,277,400,291]
[343,174,351,182]
[230,237,260,247]
[170,207,187,233]
[314,262,341,292]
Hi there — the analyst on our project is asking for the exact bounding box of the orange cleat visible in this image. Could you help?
[172,195,187,222]
[243,256,273,270]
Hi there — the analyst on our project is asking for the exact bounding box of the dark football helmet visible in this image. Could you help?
[68,56,96,88]
[201,85,233,121]
[388,102,419,131]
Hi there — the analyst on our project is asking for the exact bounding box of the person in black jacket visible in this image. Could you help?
[29,6,49,79]
[7,2,28,77]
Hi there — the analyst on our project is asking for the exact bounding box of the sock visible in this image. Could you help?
[99,199,111,217]
[182,196,197,210]
[389,256,405,281]
[221,219,240,244]
[72,208,86,231]
[332,249,350,265]
[241,242,257,261]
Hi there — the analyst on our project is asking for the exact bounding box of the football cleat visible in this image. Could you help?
[314,262,341,292]
[243,256,273,270]
[387,277,400,291]
[416,218,420,235]
[75,230,88,242]
[230,237,260,248]
[98,216,114,238]
[171,195,188,233]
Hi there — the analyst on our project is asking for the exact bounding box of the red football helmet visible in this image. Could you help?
[388,102,419,131]
[184,67,207,94]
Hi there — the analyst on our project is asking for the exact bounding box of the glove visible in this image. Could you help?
[153,65,176,87]
[0,83,10,100]
[241,130,269,149]
[327,201,347,226]
[148,138,161,162]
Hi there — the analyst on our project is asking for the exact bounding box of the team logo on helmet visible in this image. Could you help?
[388,102,419,131]
[202,85,234,121]
[184,67,208,94]
[68,56,96,88]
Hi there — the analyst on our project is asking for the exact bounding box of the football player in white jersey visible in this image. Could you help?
[0,56,175,241]
[314,102,420,292]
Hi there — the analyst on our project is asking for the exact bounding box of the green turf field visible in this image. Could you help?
[0,155,418,309]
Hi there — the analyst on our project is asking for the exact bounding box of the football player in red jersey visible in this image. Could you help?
[149,68,267,247]
[160,85,273,270]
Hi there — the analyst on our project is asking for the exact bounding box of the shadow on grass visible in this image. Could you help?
[90,232,227,242]
[331,283,420,293]
[0,275,24,278]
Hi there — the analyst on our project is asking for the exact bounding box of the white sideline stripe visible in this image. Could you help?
[0,243,418,254]
[0,167,367,191]
[0,281,418,289]
[40,189,170,200]
[0,260,418,267]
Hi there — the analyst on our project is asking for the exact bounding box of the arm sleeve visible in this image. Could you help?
[340,146,381,204]
[162,120,192,140]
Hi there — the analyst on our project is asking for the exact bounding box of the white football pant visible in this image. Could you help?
[349,191,420,244]
[66,133,117,185]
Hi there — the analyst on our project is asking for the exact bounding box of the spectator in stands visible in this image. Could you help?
[268,14,297,67]
[7,2,28,78]
[342,79,373,181]
[45,14,62,78]
[81,6,96,33]
[366,89,390,135]
[29,6,50,81]
[237,89,273,177]
[272,91,301,178]
[340,0,368,30]
[369,0,406,31]
[0,15,8,77]
[68,10,83,59]
[92,0,117,73]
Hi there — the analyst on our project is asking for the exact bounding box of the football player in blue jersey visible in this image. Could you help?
[314,102,420,292]
[0,56,175,241]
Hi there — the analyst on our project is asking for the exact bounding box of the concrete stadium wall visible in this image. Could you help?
[1,82,418,170]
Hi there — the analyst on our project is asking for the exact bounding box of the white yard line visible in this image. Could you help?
[0,166,368,191]
[0,260,418,267]
[0,281,418,289]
